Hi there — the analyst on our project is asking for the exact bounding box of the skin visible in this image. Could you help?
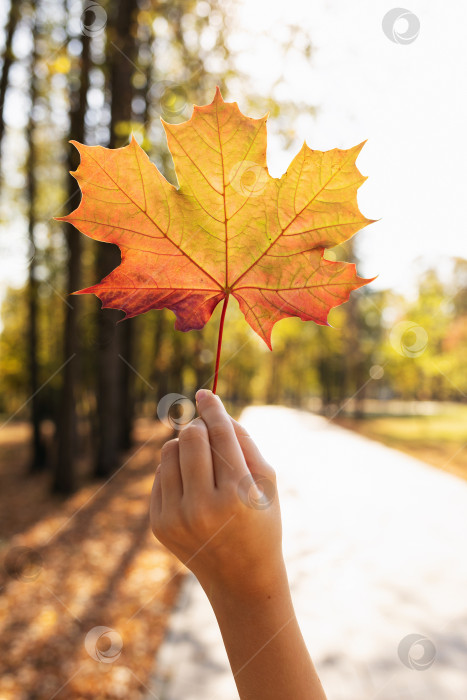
[150,389,327,700]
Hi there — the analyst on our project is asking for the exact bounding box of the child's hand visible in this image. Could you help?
[150,389,284,601]
[150,390,328,700]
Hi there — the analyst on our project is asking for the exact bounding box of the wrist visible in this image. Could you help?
[199,555,291,610]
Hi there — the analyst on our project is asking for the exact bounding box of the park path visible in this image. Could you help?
[146,406,467,699]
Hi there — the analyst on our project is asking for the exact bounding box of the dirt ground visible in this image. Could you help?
[0,419,185,700]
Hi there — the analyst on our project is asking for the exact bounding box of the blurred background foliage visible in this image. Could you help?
[0,4,465,698]
[0,0,466,495]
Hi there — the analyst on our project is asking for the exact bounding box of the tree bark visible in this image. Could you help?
[25,2,46,472]
[53,19,91,493]
[340,239,366,418]
[94,0,138,476]
[192,334,212,393]
[118,318,135,450]
[0,0,21,171]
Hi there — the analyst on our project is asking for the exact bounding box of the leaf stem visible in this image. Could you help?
[212,293,229,394]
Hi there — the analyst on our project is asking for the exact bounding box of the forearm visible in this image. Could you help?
[150,391,327,698]
[202,562,327,700]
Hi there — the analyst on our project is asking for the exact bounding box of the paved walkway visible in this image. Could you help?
[146,406,467,699]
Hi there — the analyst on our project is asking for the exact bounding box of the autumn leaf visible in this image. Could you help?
[58,87,375,390]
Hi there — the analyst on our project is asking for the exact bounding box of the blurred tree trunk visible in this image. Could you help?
[53,21,91,493]
[266,352,280,405]
[192,335,212,392]
[26,3,46,472]
[344,292,367,418]
[167,331,186,395]
[117,5,156,449]
[152,310,169,403]
[119,320,135,450]
[94,0,138,475]
[0,0,21,170]
[341,239,366,418]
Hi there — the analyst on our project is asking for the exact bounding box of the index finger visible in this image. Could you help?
[179,417,215,494]
[195,389,249,488]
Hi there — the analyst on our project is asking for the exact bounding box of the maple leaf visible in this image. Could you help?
[58,87,375,391]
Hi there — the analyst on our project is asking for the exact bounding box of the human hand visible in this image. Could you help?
[150,389,285,601]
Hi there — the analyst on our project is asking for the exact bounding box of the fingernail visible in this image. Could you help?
[195,389,210,404]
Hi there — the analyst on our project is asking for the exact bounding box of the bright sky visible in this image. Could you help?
[231,0,467,294]
[1,0,466,313]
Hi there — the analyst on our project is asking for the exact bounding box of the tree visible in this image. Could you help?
[93,0,139,476]
[53,2,91,492]
[25,0,47,471]
[0,0,22,172]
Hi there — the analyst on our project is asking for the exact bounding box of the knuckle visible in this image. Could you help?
[161,438,178,456]
[178,430,196,445]
[190,416,207,430]
[208,421,231,441]
[179,422,206,444]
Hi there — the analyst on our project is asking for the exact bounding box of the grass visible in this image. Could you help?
[333,404,467,482]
